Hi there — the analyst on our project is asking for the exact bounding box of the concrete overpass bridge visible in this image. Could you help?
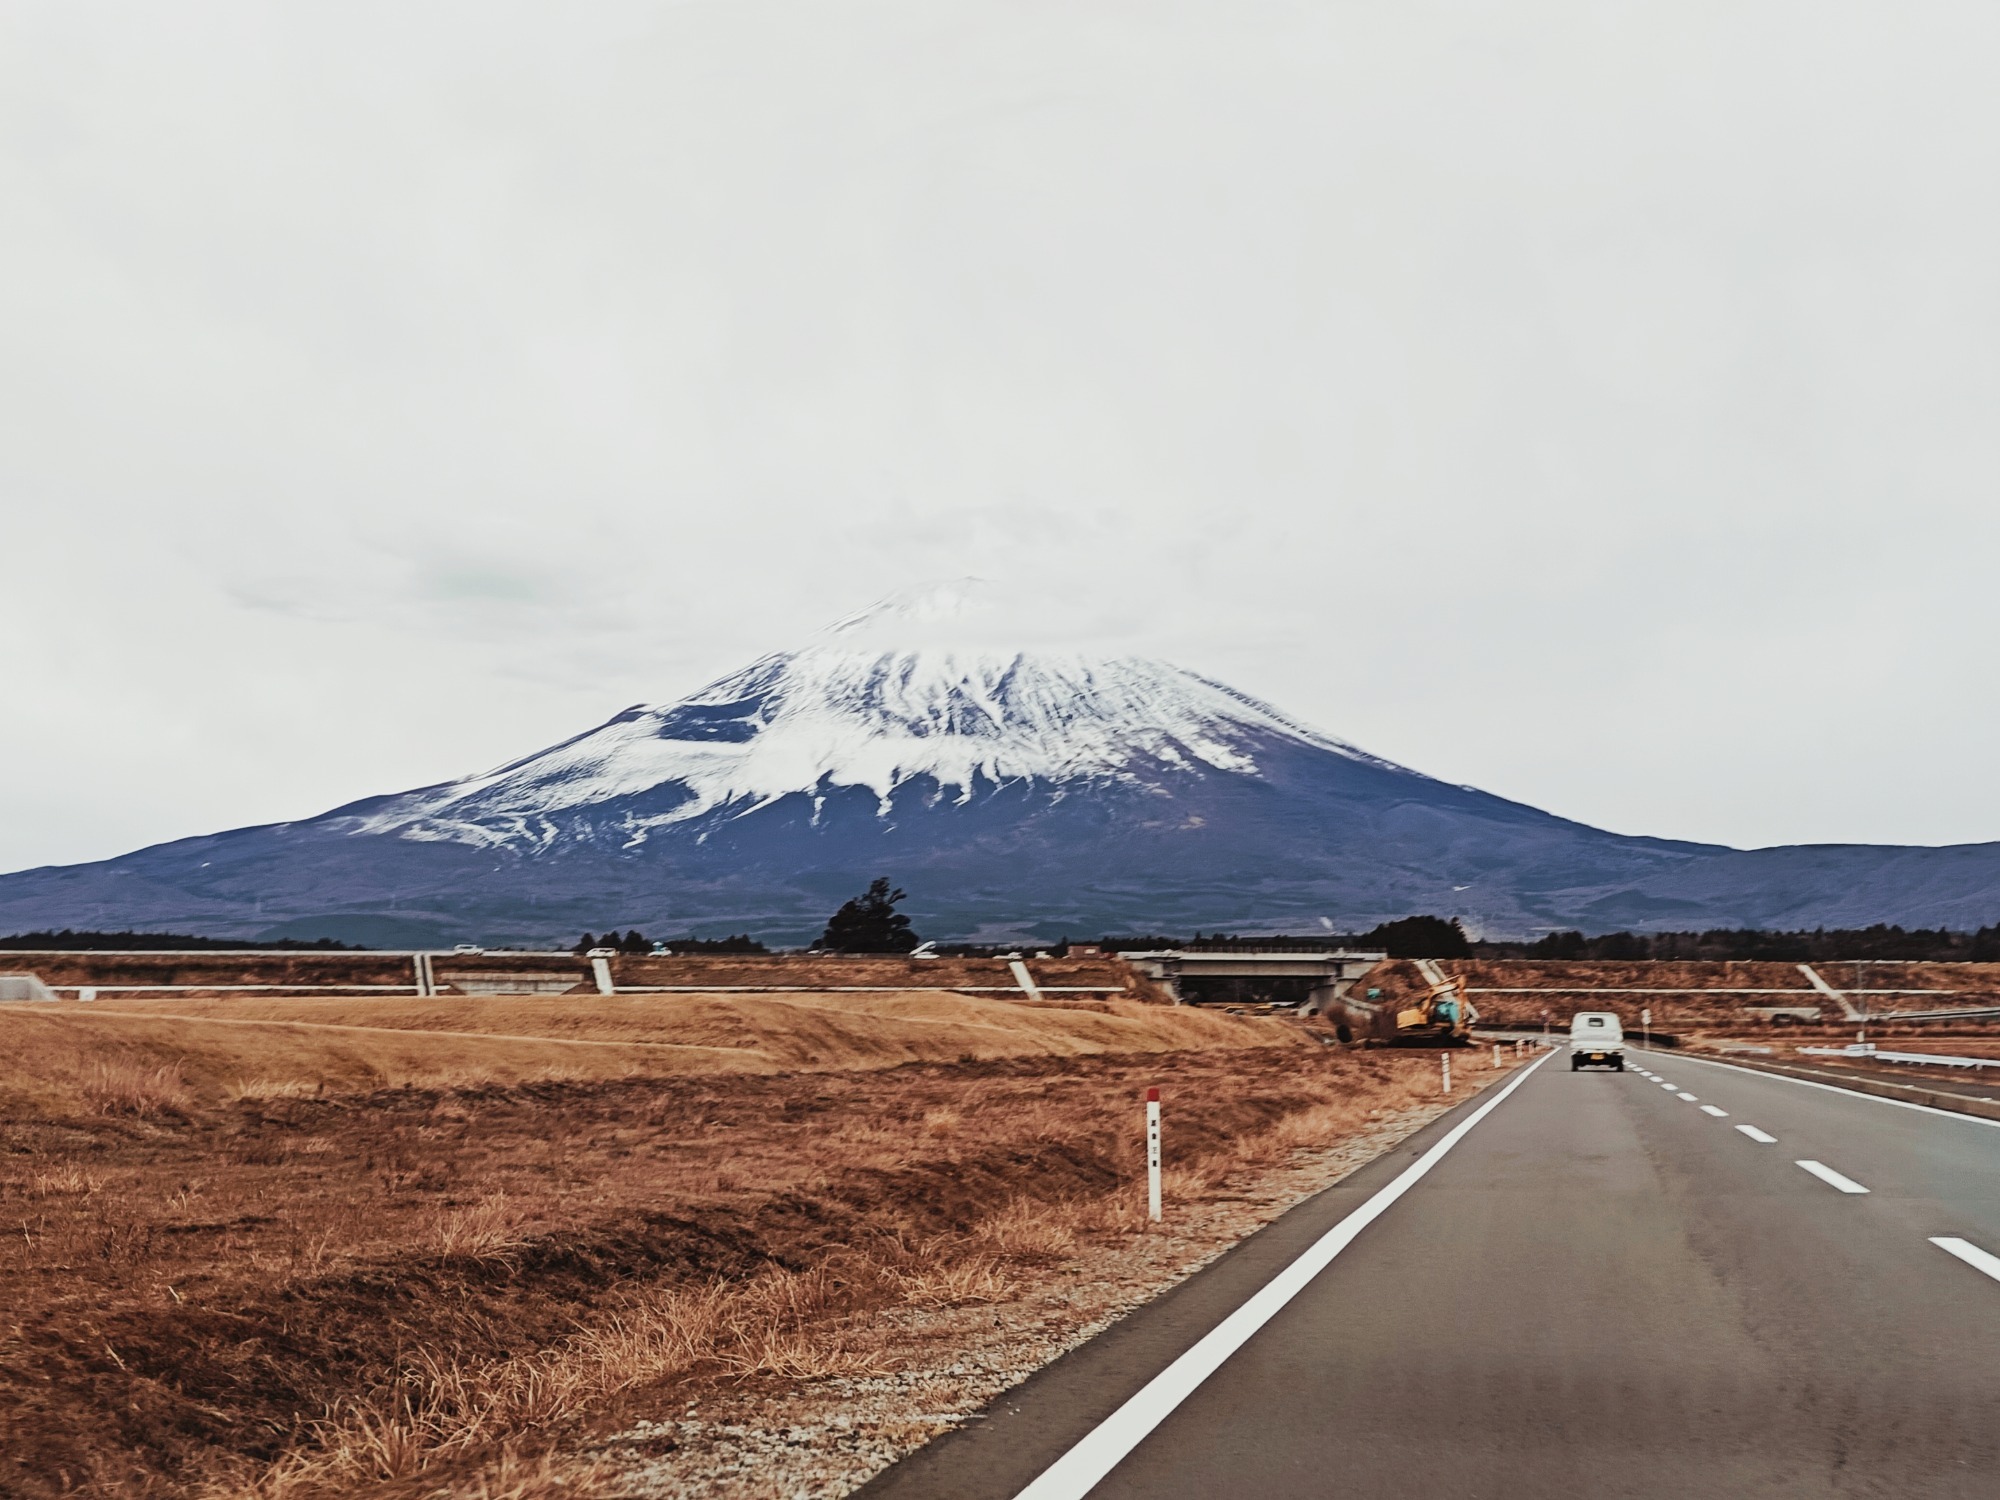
[1121,949,1386,1016]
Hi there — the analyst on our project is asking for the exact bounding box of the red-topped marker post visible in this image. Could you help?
[1146,1086,1162,1222]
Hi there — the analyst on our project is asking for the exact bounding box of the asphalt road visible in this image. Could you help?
[859,1048,2000,1499]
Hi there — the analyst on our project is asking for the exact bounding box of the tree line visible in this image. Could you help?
[574,879,921,956]
[0,929,356,951]
[570,931,769,955]
[1091,915,2000,963]
[28,903,2000,965]
[1504,923,2000,963]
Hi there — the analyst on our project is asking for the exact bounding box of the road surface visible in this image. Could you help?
[859,1048,2000,1498]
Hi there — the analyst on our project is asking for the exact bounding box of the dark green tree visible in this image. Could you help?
[1592,930,1650,961]
[817,878,920,953]
[669,934,769,954]
[1358,914,1472,959]
[573,932,598,955]
[1529,929,1588,960]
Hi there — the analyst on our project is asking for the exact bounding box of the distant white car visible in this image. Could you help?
[453,944,484,954]
[1570,1011,1625,1071]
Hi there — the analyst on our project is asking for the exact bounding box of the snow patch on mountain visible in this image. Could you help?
[345,645,1397,850]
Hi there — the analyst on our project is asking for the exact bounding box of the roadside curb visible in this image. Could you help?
[1637,1047,2000,1124]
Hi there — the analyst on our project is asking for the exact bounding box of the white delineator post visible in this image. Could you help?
[1442,1053,1452,1094]
[1146,1086,1162,1222]
[1493,1043,1502,1068]
[1009,959,1045,1003]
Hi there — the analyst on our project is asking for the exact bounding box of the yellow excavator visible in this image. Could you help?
[1329,958,1477,1046]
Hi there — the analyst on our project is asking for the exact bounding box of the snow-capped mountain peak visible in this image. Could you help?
[346,620,1390,851]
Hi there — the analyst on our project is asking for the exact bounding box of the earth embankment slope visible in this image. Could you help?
[0,949,1158,998]
[0,990,1292,1115]
[0,987,1437,1500]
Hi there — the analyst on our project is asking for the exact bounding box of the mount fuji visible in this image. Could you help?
[7,591,2000,947]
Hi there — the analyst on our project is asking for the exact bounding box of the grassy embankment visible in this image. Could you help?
[0,992,1452,1499]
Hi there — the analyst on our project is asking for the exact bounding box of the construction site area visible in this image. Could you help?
[7,946,2000,1498]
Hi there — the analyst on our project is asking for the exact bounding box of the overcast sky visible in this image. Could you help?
[5,0,2000,874]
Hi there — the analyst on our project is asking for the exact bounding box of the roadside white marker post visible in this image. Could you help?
[1146,1087,1162,1222]
[1442,1053,1452,1094]
[78,987,97,1003]
[1642,1007,1651,1050]
[1493,1043,1502,1069]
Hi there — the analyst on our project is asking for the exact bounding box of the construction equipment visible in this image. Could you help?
[1328,959,1478,1046]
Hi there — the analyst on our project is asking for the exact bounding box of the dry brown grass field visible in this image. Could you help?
[0,992,1295,1116]
[0,992,1456,1499]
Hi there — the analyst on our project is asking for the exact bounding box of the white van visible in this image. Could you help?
[1569,1011,1625,1071]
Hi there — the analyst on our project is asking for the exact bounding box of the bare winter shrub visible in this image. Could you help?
[1267,1100,1365,1152]
[432,1192,527,1259]
[82,1060,191,1117]
[235,1265,884,1497]
[975,1198,1080,1260]
[1159,1164,1218,1201]
[895,1256,1014,1307]
[27,1163,104,1198]
[227,1078,315,1101]
[455,1445,616,1500]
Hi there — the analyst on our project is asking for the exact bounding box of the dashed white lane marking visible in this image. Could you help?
[1665,1052,2000,1132]
[1930,1237,2000,1284]
[1677,1092,1699,1102]
[1736,1125,1777,1143]
[1659,1082,1678,1091]
[1796,1160,1870,1194]
[1700,1105,1729,1117]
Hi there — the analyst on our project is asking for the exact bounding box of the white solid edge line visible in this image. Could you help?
[1009,1049,1556,1500]
[1795,1159,1870,1194]
[1655,1050,2000,1131]
[1930,1237,2000,1284]
[1677,1092,1699,1102]
[1700,1105,1729,1117]
[1736,1125,1777,1143]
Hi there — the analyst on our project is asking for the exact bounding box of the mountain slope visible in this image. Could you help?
[4,614,2000,946]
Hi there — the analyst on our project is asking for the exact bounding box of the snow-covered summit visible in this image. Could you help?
[345,593,1394,850]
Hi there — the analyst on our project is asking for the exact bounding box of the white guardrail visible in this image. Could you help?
[1799,1044,2000,1071]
